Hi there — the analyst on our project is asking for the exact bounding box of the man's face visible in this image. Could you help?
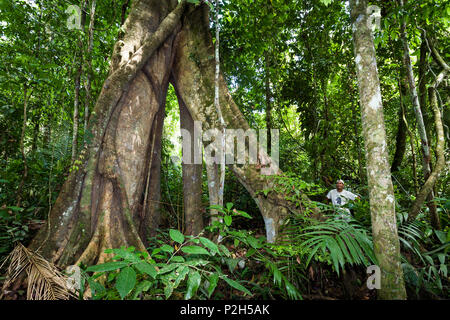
[336,181,344,192]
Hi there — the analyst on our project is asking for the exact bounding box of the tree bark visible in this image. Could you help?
[16,85,33,208]
[399,0,432,181]
[178,96,203,235]
[391,80,408,173]
[265,50,272,154]
[71,0,88,163]
[418,37,432,143]
[84,0,96,139]
[350,0,406,300]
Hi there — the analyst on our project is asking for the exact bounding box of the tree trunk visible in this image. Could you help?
[350,0,406,300]
[178,96,203,235]
[417,35,439,225]
[29,0,185,266]
[71,0,88,163]
[418,37,432,143]
[16,85,32,208]
[408,37,448,228]
[265,50,272,154]
[391,80,408,173]
[399,0,432,181]
[84,0,96,138]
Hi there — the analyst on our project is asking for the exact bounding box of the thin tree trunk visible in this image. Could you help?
[350,0,406,300]
[418,37,432,143]
[265,50,272,154]
[391,80,408,173]
[399,0,431,180]
[71,0,88,163]
[178,97,203,235]
[417,35,439,223]
[408,38,448,227]
[84,0,96,139]
[31,115,40,153]
[203,0,225,229]
[398,78,419,194]
[16,85,33,208]
[214,0,225,208]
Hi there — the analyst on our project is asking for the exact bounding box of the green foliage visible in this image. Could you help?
[396,212,450,297]
[80,204,306,300]
[79,227,253,300]
[283,213,376,276]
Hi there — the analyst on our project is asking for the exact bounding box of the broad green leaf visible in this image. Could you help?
[169,229,185,244]
[236,210,252,219]
[181,245,210,255]
[7,206,23,212]
[207,273,219,298]
[160,244,174,254]
[434,230,447,244]
[86,261,128,272]
[174,266,189,288]
[164,282,174,299]
[87,278,105,298]
[159,263,180,274]
[247,236,261,249]
[185,271,201,300]
[225,258,239,272]
[224,215,232,226]
[199,237,220,255]
[222,276,251,296]
[131,280,152,300]
[171,256,185,263]
[135,262,157,279]
[108,248,141,263]
[219,244,231,257]
[115,266,136,299]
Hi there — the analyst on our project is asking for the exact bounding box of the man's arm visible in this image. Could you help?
[345,190,359,201]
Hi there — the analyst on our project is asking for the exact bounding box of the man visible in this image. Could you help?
[326,179,359,220]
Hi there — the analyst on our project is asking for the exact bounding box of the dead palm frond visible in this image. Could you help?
[0,243,76,300]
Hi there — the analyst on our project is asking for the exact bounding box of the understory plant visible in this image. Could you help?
[79,203,305,300]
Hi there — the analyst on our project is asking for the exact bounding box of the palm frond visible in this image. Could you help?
[288,215,376,275]
[1,243,75,300]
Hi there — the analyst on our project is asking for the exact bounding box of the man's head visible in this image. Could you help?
[336,179,345,192]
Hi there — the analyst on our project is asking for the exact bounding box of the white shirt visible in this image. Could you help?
[326,189,357,207]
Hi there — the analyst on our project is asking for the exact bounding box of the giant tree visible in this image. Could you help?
[27,0,306,268]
